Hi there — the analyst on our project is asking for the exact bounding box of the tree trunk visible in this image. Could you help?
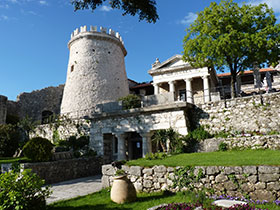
[231,73,237,98]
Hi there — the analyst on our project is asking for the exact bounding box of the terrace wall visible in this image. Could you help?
[193,92,280,134]
[102,164,280,202]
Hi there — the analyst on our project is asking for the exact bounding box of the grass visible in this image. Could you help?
[127,150,280,167]
[0,157,28,164]
[47,189,280,210]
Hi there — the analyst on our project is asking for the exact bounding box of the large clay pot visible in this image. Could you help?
[110,175,137,204]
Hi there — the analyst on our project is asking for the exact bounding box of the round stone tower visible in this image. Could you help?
[61,26,129,117]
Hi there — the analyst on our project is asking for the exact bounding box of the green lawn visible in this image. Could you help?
[127,150,280,167]
[48,189,280,210]
[0,157,28,164]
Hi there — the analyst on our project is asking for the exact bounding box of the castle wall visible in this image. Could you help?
[193,92,280,134]
[61,26,129,118]
[0,95,7,124]
[16,85,64,122]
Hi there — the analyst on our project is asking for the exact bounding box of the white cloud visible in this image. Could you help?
[8,0,19,3]
[39,0,48,6]
[179,12,198,25]
[0,15,9,21]
[0,4,9,9]
[100,5,112,12]
[247,0,280,13]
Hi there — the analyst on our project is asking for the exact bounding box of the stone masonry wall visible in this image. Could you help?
[199,135,280,152]
[16,85,64,121]
[22,157,102,184]
[102,164,280,202]
[0,95,7,124]
[31,119,91,142]
[193,92,280,134]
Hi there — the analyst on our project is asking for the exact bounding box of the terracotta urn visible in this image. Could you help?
[110,175,137,204]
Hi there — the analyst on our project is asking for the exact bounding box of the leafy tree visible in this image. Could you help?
[183,0,280,98]
[71,0,159,23]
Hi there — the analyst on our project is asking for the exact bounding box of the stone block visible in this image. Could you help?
[129,166,143,176]
[143,168,153,175]
[133,182,143,192]
[143,180,153,188]
[259,174,279,182]
[249,190,275,202]
[154,182,161,189]
[224,181,237,191]
[247,175,257,184]
[206,166,219,175]
[102,175,110,188]
[224,166,242,175]
[258,166,280,174]
[102,164,115,176]
[153,165,167,173]
[215,174,228,183]
[267,182,280,191]
[158,178,166,183]
[243,166,257,175]
[167,167,174,172]
[255,182,266,190]
[241,183,255,192]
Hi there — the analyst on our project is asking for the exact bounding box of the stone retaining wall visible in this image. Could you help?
[199,135,280,152]
[193,92,280,134]
[102,164,280,202]
[21,157,102,184]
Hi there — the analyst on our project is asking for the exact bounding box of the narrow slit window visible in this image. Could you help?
[71,65,74,72]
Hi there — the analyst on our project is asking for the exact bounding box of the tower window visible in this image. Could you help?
[92,49,95,52]
[108,51,111,54]
[71,65,74,72]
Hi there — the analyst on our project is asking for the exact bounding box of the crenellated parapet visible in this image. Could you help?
[69,25,126,55]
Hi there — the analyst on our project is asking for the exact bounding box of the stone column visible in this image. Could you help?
[139,132,152,158]
[202,75,210,103]
[153,83,159,95]
[114,133,126,161]
[185,78,193,103]
[168,81,175,93]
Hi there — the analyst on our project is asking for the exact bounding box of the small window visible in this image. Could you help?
[108,51,111,54]
[71,65,74,72]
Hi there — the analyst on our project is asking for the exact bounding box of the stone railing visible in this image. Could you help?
[102,164,280,202]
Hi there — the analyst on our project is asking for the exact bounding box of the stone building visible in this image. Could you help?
[1,25,280,163]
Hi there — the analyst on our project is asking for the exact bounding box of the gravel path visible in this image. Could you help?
[46,174,102,204]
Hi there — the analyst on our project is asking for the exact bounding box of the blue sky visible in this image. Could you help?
[0,0,279,100]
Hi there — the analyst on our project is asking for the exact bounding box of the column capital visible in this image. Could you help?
[168,80,176,85]
[184,78,193,82]
[139,132,153,139]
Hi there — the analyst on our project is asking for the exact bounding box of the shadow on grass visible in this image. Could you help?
[47,191,177,210]
[47,204,132,210]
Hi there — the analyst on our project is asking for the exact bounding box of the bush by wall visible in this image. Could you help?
[0,169,51,210]
[22,137,54,162]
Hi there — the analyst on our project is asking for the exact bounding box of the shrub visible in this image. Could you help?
[187,126,212,141]
[22,137,54,162]
[0,124,21,157]
[118,94,141,109]
[0,169,51,210]
[219,142,228,151]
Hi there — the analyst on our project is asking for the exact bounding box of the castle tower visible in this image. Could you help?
[61,26,129,117]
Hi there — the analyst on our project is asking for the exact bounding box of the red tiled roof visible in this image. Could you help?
[217,68,277,77]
